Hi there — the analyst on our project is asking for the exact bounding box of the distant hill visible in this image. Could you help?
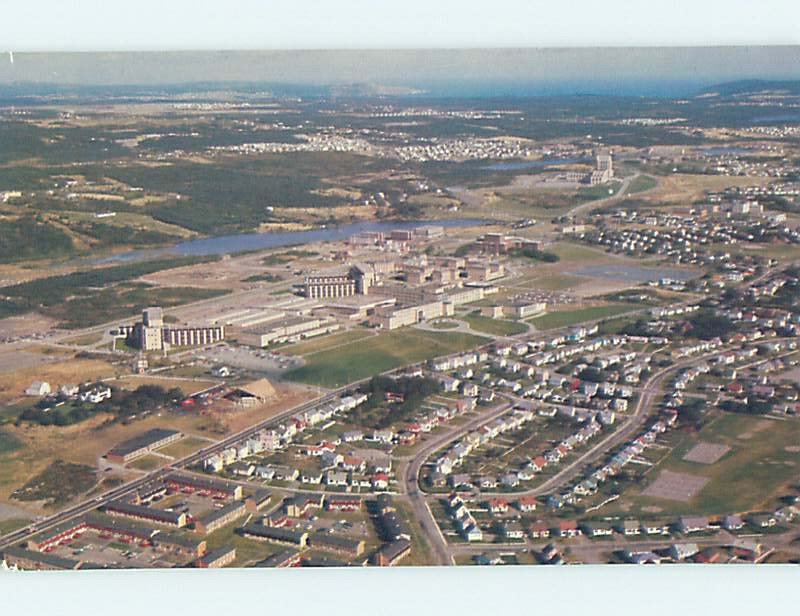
[697,79,800,97]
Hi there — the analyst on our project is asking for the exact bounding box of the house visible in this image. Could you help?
[25,381,51,397]
[557,520,581,538]
[748,513,777,528]
[517,496,537,513]
[581,521,613,537]
[372,472,389,491]
[464,525,483,542]
[670,543,699,561]
[500,521,525,540]
[488,498,509,514]
[619,519,641,536]
[723,515,745,531]
[529,522,550,539]
[679,516,710,534]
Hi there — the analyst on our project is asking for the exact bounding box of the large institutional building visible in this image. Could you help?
[117,307,225,351]
[303,265,372,299]
[567,152,614,185]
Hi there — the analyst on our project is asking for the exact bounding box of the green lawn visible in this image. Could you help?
[548,242,609,263]
[128,455,167,472]
[157,435,209,459]
[611,413,800,516]
[521,274,584,291]
[463,313,527,336]
[284,329,485,388]
[528,304,637,330]
[429,319,460,330]
[625,175,657,195]
[0,518,30,535]
[281,329,376,357]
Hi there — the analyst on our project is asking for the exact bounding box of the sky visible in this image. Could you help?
[2,0,799,51]
[0,1,798,91]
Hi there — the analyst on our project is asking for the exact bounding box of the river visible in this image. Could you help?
[97,218,486,263]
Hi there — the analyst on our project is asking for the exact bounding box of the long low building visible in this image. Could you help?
[165,472,243,500]
[106,428,183,464]
[104,501,187,528]
[309,532,365,557]
[236,316,339,348]
[194,500,248,535]
[2,546,82,571]
[195,546,236,568]
[255,548,303,568]
[240,524,309,548]
[371,539,412,566]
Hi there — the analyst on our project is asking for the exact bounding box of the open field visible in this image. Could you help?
[280,329,377,357]
[0,357,119,405]
[608,413,800,516]
[128,454,165,472]
[624,174,658,195]
[527,303,636,330]
[112,375,218,394]
[157,435,211,459]
[462,313,528,337]
[284,329,486,388]
[548,242,611,264]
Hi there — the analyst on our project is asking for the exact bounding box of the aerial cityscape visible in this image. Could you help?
[1,48,800,571]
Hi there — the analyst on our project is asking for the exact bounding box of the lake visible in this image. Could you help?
[483,157,587,171]
[98,218,486,263]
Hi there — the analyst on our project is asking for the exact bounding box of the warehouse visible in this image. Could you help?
[240,524,309,548]
[106,428,183,464]
[194,500,248,535]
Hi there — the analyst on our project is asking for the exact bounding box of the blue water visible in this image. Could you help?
[483,157,587,171]
[97,218,485,263]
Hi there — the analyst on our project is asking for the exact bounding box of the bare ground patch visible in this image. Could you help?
[682,442,731,465]
[641,470,709,502]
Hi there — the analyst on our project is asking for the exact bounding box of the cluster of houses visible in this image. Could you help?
[582,208,800,266]
[547,409,679,510]
[24,381,112,405]
[431,405,536,488]
[202,393,368,475]
[446,493,484,542]
[393,396,477,448]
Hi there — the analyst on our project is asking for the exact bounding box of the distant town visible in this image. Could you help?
[1,77,800,570]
